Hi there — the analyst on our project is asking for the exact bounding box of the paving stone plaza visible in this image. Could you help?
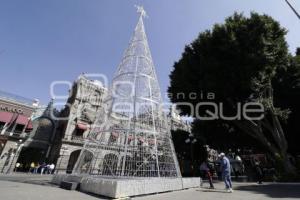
[0,174,300,200]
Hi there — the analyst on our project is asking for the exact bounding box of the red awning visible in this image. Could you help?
[0,111,14,123]
[15,115,29,125]
[25,120,33,132]
[76,123,88,130]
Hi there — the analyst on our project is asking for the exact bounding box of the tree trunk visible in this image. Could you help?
[281,153,295,174]
[234,80,296,175]
[233,117,296,176]
[267,107,296,174]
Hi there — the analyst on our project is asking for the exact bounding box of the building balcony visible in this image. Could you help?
[70,135,85,143]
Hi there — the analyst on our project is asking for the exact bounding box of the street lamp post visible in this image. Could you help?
[185,133,197,176]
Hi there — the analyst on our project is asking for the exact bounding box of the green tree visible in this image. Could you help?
[273,51,300,156]
[168,12,297,175]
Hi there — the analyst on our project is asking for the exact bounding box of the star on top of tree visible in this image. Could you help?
[135,5,148,18]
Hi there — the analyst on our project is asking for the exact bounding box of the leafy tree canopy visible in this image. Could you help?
[169,12,288,114]
[169,12,299,174]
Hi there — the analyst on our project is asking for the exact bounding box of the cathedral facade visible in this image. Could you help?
[55,75,107,173]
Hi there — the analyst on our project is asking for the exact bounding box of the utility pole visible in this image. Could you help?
[285,0,300,20]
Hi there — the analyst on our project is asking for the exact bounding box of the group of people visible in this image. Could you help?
[200,152,265,193]
[200,152,233,192]
[29,162,55,174]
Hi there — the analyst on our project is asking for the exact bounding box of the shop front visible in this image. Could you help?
[0,94,35,173]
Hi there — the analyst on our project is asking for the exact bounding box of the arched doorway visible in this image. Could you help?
[102,153,118,176]
[16,117,55,171]
[66,150,81,174]
[17,147,46,172]
[68,149,93,174]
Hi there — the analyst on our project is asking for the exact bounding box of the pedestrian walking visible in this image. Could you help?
[254,161,263,184]
[34,163,39,174]
[46,164,50,174]
[15,162,21,172]
[40,162,47,175]
[200,161,214,189]
[49,163,55,174]
[219,152,233,193]
[29,162,35,173]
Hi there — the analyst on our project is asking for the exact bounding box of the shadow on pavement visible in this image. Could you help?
[196,188,229,193]
[235,183,300,198]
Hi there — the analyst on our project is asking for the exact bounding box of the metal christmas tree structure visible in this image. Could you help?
[74,6,181,178]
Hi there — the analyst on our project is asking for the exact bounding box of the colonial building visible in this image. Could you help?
[16,99,59,171]
[0,90,36,173]
[169,107,191,133]
[0,89,61,173]
[55,74,107,173]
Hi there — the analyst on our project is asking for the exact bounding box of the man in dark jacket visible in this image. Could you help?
[200,161,215,189]
[254,161,263,184]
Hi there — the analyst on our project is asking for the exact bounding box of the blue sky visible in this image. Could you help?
[0,0,299,105]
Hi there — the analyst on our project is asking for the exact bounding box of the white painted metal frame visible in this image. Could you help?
[74,6,181,178]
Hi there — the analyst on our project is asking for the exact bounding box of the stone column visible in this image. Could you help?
[55,146,71,174]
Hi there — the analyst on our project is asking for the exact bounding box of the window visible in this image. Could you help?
[14,124,25,133]
[109,133,118,143]
[75,128,84,137]
[0,122,5,130]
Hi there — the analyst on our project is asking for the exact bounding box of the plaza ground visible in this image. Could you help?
[0,174,300,200]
